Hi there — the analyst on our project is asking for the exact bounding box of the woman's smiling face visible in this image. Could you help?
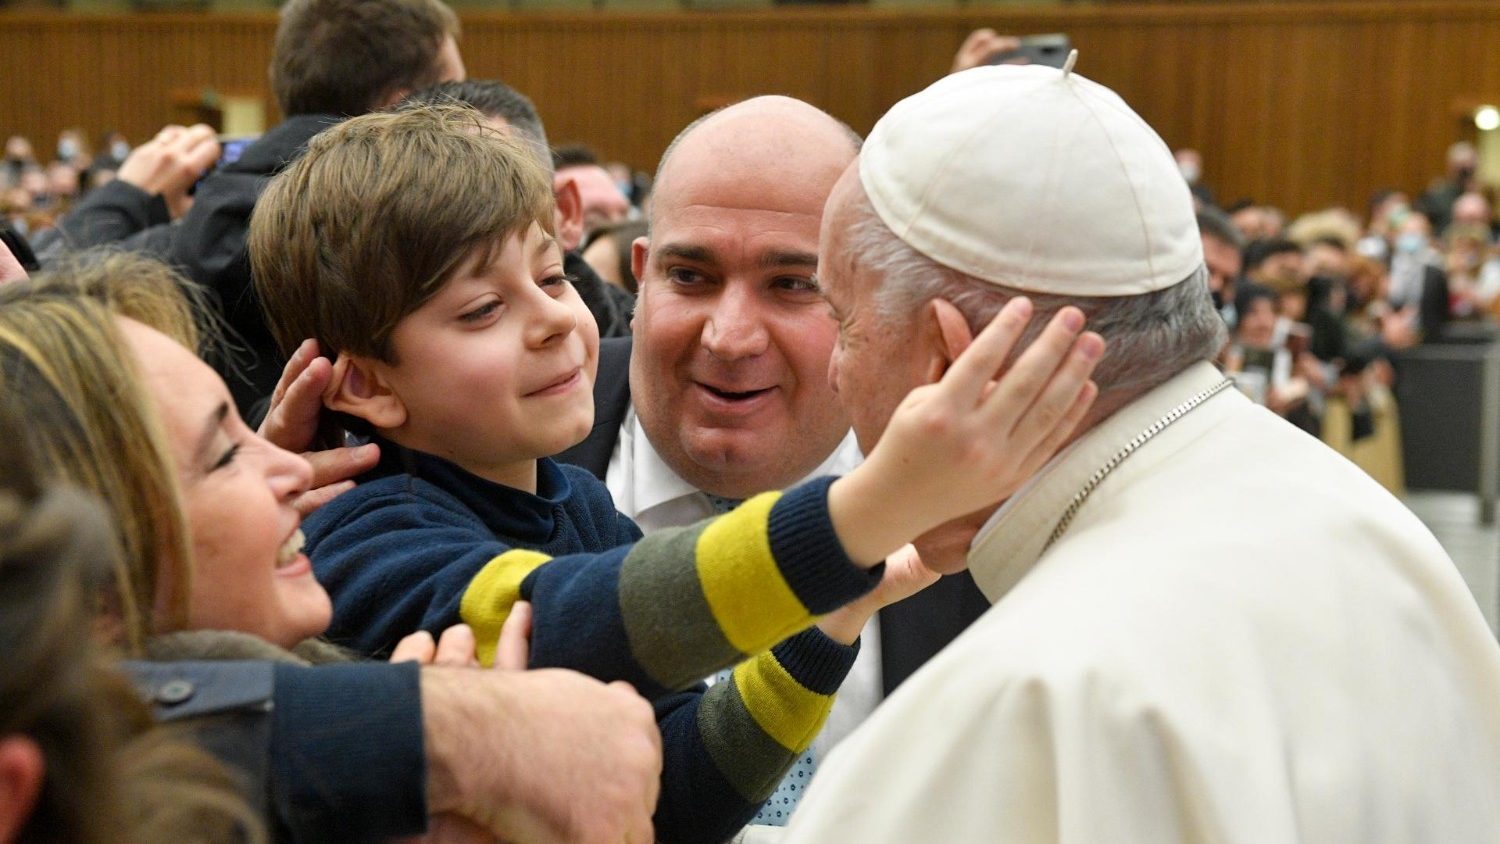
[118,317,331,649]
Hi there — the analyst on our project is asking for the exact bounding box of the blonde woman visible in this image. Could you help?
[0,398,258,844]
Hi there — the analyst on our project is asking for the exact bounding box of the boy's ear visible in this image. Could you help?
[553,176,584,253]
[324,355,407,431]
[920,298,977,384]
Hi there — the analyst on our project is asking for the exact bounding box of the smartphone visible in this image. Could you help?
[216,135,258,169]
[191,134,259,195]
[985,34,1073,69]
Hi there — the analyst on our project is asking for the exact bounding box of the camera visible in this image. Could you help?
[985,34,1073,69]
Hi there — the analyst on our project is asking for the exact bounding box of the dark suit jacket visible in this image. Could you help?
[555,337,991,694]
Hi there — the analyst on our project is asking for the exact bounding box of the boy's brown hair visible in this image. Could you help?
[249,104,556,366]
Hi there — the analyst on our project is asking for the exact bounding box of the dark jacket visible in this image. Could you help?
[554,337,992,695]
[124,653,426,844]
[31,179,177,265]
[567,249,635,339]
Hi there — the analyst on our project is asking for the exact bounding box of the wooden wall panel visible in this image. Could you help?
[4,2,1500,217]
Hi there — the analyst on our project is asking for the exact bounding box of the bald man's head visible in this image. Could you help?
[649,96,860,228]
[629,96,860,498]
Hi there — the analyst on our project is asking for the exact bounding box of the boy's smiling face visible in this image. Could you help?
[368,222,599,490]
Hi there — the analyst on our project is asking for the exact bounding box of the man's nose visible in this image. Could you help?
[701,284,769,361]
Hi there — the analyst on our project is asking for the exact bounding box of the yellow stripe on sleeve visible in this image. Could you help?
[459,549,552,666]
[695,491,812,653]
[732,651,835,754]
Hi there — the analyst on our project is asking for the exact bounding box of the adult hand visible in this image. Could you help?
[494,601,533,671]
[951,28,1020,74]
[391,605,532,669]
[422,667,661,843]
[391,625,481,667]
[830,298,1101,565]
[392,610,532,843]
[258,338,380,516]
[116,124,220,219]
[817,545,939,644]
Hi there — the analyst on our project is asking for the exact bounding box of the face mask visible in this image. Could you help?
[1396,232,1426,254]
[110,141,129,162]
[1178,160,1201,184]
[57,139,78,161]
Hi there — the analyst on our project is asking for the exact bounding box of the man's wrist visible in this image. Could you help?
[421,668,477,817]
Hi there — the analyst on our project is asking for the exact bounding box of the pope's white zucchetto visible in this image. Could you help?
[858,56,1204,297]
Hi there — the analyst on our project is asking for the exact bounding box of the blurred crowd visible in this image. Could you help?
[2,129,133,238]
[1177,140,1500,491]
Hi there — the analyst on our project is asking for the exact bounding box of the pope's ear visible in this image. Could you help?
[324,354,407,431]
[920,298,976,383]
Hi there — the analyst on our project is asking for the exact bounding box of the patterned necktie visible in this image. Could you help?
[705,494,742,515]
[712,667,818,827]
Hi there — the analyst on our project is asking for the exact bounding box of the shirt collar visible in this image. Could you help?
[967,361,1233,603]
[617,404,864,517]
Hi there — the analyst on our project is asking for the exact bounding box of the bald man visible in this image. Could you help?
[557,96,990,824]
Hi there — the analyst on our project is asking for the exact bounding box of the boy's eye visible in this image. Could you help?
[540,274,574,290]
[459,300,502,323]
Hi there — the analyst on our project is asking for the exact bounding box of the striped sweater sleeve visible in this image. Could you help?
[461,476,883,694]
[652,628,858,844]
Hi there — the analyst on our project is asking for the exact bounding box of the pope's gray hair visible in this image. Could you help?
[839,186,1226,400]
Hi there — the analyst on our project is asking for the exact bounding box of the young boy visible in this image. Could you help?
[248,105,1098,842]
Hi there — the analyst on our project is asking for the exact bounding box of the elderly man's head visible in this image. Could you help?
[818,64,1224,569]
[630,96,858,499]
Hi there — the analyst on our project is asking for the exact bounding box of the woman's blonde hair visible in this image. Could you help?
[0,390,262,844]
[0,252,207,653]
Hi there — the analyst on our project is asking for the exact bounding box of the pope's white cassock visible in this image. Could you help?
[781,360,1500,842]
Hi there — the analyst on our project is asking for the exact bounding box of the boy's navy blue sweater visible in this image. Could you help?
[303,437,879,843]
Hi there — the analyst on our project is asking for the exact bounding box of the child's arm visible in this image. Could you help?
[306,471,874,695]
[649,629,852,844]
[314,299,1098,689]
[479,476,877,694]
